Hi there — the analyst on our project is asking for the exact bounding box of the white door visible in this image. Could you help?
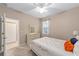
[5,22,17,43]
[5,18,19,49]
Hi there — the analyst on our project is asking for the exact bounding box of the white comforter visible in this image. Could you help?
[30,37,75,56]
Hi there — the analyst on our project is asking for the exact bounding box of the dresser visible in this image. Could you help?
[27,33,40,45]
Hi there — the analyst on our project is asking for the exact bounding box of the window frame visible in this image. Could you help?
[42,20,49,34]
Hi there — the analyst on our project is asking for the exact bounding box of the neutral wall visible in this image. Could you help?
[0,5,40,45]
[42,7,79,40]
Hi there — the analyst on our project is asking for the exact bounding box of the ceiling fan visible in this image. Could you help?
[32,3,53,13]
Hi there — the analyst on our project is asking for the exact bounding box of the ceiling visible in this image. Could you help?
[6,3,79,18]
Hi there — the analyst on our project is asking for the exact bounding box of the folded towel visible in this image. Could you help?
[70,38,78,45]
[73,41,79,56]
[64,40,74,52]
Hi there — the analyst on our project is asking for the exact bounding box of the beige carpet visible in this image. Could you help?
[5,46,37,56]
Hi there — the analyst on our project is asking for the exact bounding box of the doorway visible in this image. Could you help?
[5,18,19,55]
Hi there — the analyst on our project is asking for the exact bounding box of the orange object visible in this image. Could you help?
[64,40,74,52]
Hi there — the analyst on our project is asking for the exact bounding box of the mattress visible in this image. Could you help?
[30,37,75,56]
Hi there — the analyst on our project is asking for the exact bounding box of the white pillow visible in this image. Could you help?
[73,41,79,56]
[76,36,79,40]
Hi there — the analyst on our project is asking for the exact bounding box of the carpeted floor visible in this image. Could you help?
[5,46,37,56]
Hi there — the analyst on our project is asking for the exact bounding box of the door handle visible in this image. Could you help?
[1,33,5,35]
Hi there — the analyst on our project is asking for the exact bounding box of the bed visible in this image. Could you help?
[30,37,75,56]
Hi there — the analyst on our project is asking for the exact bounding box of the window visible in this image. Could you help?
[42,20,49,34]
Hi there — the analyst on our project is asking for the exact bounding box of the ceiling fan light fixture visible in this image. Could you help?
[33,3,52,13]
[33,3,52,8]
[36,7,47,13]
